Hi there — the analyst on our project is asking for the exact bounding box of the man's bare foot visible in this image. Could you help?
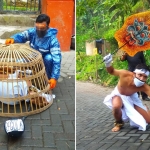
[112,126,121,132]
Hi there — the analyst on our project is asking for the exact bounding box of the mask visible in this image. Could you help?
[134,77,145,87]
[36,29,47,38]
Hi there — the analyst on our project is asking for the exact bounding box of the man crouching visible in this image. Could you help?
[103,53,150,132]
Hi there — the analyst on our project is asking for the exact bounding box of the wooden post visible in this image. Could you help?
[95,54,98,81]
[93,48,98,81]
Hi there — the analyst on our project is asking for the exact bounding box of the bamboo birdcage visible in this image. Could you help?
[0,44,53,117]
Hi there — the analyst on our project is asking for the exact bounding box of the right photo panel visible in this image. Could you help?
[76,0,150,150]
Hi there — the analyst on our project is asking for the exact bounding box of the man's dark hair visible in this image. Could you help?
[36,14,50,26]
[135,63,150,72]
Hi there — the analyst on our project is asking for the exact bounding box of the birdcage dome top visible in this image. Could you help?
[0,44,42,63]
[0,44,45,80]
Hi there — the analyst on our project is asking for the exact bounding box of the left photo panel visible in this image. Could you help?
[0,0,75,149]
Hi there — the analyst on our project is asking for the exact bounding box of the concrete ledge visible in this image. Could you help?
[0,25,30,40]
[0,14,37,26]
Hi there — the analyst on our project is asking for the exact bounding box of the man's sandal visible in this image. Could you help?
[112,120,124,132]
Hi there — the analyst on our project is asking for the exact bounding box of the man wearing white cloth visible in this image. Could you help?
[103,53,150,132]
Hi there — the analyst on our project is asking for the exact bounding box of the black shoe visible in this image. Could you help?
[143,97,150,101]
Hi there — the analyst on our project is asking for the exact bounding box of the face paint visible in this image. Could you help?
[134,77,145,87]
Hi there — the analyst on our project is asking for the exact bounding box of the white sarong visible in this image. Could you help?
[103,86,147,131]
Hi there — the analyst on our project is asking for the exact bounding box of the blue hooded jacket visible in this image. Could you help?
[11,27,62,80]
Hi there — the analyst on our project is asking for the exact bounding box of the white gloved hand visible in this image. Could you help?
[103,53,112,67]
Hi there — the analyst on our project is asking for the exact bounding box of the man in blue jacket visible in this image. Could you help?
[5,14,62,89]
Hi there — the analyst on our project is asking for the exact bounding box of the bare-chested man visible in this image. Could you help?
[103,53,150,132]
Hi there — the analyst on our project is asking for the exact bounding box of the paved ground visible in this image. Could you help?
[0,50,75,150]
[76,81,150,150]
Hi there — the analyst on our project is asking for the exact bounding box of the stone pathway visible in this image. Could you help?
[76,81,150,150]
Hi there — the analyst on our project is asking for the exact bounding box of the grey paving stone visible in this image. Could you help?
[28,113,41,119]
[72,121,75,127]
[139,134,149,139]
[114,136,130,140]
[122,142,141,147]
[60,72,68,78]
[67,141,75,150]
[58,77,63,82]
[60,114,75,121]
[125,133,141,136]
[111,140,126,147]
[105,134,117,139]
[0,132,8,143]
[31,119,51,126]
[42,126,63,133]
[22,131,32,138]
[10,147,33,150]
[98,143,114,150]
[126,136,139,143]
[49,103,60,114]
[40,109,50,119]
[24,120,32,131]
[61,69,74,73]
[33,148,56,150]
[126,146,140,150]
[56,140,70,150]
[67,72,75,76]
[57,102,69,114]
[51,114,62,125]
[107,146,129,150]
[76,81,150,150]
[21,148,33,150]
[43,132,55,147]
[117,132,127,136]
[32,126,42,139]
[20,138,43,147]
[62,121,74,133]
[55,133,75,141]
[138,143,150,150]
[86,142,105,150]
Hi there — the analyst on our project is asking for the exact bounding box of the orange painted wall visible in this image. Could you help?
[41,0,74,51]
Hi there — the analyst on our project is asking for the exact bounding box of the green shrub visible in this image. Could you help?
[76,51,128,87]
[76,50,150,87]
